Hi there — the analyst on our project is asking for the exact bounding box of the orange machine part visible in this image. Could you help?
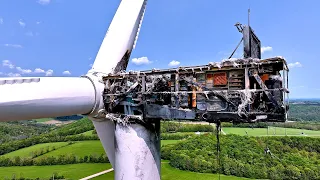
[260,74,269,82]
[213,72,227,85]
[192,86,197,108]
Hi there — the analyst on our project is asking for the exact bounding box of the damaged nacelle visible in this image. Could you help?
[102,56,289,124]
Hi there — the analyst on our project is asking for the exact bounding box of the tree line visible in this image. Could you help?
[289,104,320,121]
[0,121,51,144]
[222,121,320,131]
[161,134,320,180]
[0,153,109,167]
[0,118,96,155]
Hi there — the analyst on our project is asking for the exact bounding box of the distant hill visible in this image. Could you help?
[0,121,52,144]
[55,115,84,121]
[289,101,320,122]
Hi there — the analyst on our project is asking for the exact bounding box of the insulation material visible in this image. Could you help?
[213,72,228,86]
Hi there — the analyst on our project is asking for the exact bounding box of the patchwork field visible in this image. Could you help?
[223,127,320,137]
[1,142,69,159]
[0,139,249,179]
[0,163,112,180]
[0,163,249,180]
[91,163,249,180]
[34,140,105,160]
[1,117,319,180]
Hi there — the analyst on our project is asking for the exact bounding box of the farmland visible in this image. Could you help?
[223,127,320,137]
[0,163,249,180]
[0,110,320,180]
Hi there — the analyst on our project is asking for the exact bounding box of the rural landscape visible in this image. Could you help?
[0,0,319,179]
[0,99,319,180]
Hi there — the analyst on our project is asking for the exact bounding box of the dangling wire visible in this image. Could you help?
[216,120,221,180]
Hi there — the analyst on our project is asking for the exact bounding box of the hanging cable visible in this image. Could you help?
[216,120,221,180]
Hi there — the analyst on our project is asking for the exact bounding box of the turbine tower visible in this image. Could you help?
[0,0,157,179]
[0,1,290,180]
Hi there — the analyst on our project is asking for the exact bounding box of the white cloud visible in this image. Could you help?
[2,60,15,69]
[45,69,53,76]
[38,0,51,5]
[4,44,23,48]
[131,57,152,65]
[25,32,34,36]
[261,46,273,54]
[16,67,33,74]
[288,62,302,68]
[2,60,54,77]
[36,21,41,25]
[18,19,26,28]
[0,18,3,24]
[34,68,45,73]
[168,60,180,67]
[7,73,21,77]
[89,64,93,67]
[62,70,71,75]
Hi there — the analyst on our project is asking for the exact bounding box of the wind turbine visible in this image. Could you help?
[0,0,157,180]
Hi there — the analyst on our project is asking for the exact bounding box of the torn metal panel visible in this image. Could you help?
[145,104,196,119]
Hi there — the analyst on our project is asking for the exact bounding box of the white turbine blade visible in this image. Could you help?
[86,0,148,169]
[91,120,115,167]
[90,0,148,74]
[0,77,96,122]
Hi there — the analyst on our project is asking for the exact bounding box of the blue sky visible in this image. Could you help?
[0,0,319,98]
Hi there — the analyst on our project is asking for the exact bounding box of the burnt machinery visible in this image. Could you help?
[102,23,290,124]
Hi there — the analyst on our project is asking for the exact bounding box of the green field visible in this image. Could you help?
[93,163,249,180]
[35,141,105,160]
[161,140,179,146]
[1,142,69,159]
[34,118,53,122]
[0,163,112,180]
[80,130,94,136]
[32,140,179,159]
[0,140,179,161]
[223,127,320,137]
[0,163,249,180]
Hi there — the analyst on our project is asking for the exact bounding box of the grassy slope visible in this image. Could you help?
[223,127,320,136]
[92,163,249,180]
[1,142,69,159]
[34,118,53,122]
[0,163,112,180]
[80,130,94,136]
[0,163,249,180]
[33,140,179,159]
[161,140,179,146]
[0,140,179,160]
[34,141,105,160]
